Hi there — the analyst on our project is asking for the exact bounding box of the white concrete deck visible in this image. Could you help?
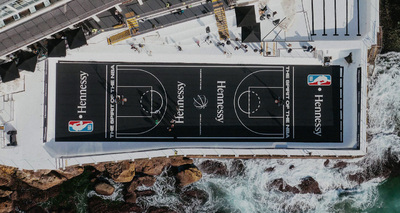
[0,0,379,169]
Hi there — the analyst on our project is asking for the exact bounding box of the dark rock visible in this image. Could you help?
[323,159,330,167]
[104,161,136,183]
[15,169,66,190]
[135,158,171,176]
[48,205,76,213]
[0,189,12,198]
[127,175,156,194]
[119,204,143,213]
[137,176,157,187]
[264,167,275,172]
[176,167,202,187]
[26,205,47,213]
[198,160,227,176]
[92,161,136,182]
[347,148,400,185]
[333,161,348,169]
[15,184,61,211]
[170,157,193,167]
[348,173,366,185]
[0,165,17,188]
[298,176,321,194]
[88,196,143,213]
[125,193,137,203]
[57,165,84,180]
[289,165,295,170]
[92,162,107,172]
[147,206,177,213]
[269,178,300,194]
[10,191,17,201]
[0,178,12,188]
[135,190,156,197]
[0,198,13,213]
[229,160,245,176]
[127,180,139,194]
[95,182,115,196]
[181,189,209,205]
[88,196,107,213]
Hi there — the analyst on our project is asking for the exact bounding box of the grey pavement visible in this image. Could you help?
[0,0,126,58]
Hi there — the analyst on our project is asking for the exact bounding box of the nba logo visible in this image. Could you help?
[68,120,94,132]
[307,74,332,86]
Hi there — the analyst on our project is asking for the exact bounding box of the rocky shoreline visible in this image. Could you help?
[0,157,203,213]
[0,153,399,212]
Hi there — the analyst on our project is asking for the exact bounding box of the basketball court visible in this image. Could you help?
[53,62,343,143]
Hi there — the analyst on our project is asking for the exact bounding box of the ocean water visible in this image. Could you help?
[138,52,400,212]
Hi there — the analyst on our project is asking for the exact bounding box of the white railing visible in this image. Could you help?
[0,94,14,123]
[277,48,315,58]
[0,130,4,148]
[360,64,368,152]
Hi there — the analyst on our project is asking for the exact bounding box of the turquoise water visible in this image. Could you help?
[367,176,400,213]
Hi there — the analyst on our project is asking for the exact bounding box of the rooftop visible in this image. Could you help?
[0,0,379,169]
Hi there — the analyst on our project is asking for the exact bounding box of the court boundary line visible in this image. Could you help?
[292,66,295,139]
[247,86,284,120]
[116,65,288,69]
[115,66,168,138]
[282,68,285,138]
[105,65,108,139]
[234,67,286,138]
[115,85,153,118]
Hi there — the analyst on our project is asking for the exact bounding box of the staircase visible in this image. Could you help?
[261,42,277,56]
[107,12,139,45]
[127,17,139,29]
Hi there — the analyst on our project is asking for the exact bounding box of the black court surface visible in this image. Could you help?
[55,62,343,142]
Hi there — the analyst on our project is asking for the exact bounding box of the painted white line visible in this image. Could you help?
[248,88,250,117]
[248,116,284,119]
[282,67,285,137]
[139,87,154,114]
[105,65,108,139]
[115,66,168,136]
[248,86,284,89]
[199,114,202,135]
[178,136,284,139]
[117,85,152,88]
[116,67,118,137]
[199,69,202,90]
[248,86,283,119]
[117,115,152,118]
[233,68,286,136]
[237,91,250,114]
[117,65,287,68]
[292,66,295,139]
[116,136,174,139]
